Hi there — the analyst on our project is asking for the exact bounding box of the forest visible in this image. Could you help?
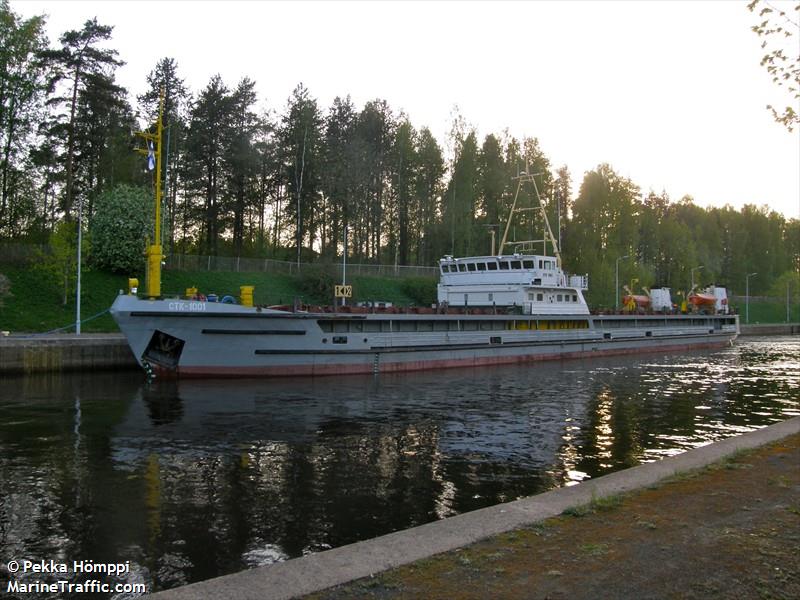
[1,1,798,308]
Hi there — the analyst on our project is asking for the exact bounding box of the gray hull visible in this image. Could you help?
[110,295,740,378]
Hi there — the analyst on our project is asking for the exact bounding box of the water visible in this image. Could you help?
[1,336,798,597]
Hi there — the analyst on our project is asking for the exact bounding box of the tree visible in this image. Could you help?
[413,127,444,265]
[70,67,138,219]
[477,134,506,249]
[390,119,417,266]
[279,83,323,264]
[565,164,642,306]
[747,0,800,131]
[183,74,232,255]
[45,18,123,219]
[0,0,49,238]
[443,130,479,257]
[321,95,358,258]
[225,77,261,257]
[89,184,151,273]
[352,99,394,260]
[34,220,89,305]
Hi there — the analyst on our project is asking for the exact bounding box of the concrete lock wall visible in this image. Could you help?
[0,334,137,375]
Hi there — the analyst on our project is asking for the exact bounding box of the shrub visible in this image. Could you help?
[294,264,337,304]
[34,221,90,305]
[89,184,152,274]
[401,276,437,306]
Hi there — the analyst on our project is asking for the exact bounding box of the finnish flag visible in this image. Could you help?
[147,141,155,171]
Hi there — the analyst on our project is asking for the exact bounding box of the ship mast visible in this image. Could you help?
[498,166,562,267]
[135,90,165,298]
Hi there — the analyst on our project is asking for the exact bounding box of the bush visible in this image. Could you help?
[401,276,437,306]
[294,264,337,304]
[89,184,152,274]
[34,221,90,305]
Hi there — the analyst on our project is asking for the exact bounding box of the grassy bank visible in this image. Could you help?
[1,262,797,334]
[0,264,435,333]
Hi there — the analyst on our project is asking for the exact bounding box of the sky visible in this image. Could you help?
[14,0,800,219]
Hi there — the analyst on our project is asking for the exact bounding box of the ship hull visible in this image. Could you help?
[111,295,740,379]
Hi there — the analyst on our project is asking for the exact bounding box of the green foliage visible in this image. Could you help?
[0,266,121,332]
[768,270,800,302]
[89,184,152,273]
[400,277,437,306]
[293,264,338,304]
[34,221,90,305]
[0,273,10,307]
[747,0,800,131]
[0,0,49,239]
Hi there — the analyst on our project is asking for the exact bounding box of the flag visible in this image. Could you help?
[147,141,155,171]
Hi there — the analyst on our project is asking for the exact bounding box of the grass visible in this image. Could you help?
[0,261,437,334]
[562,493,623,518]
[2,256,796,334]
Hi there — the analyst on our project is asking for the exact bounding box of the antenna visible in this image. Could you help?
[498,162,562,266]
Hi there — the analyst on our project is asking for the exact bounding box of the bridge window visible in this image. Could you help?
[499,261,510,270]
[510,260,522,269]
[557,294,563,302]
[523,260,534,269]
[457,263,466,272]
[476,262,486,271]
[537,293,543,301]
[467,263,477,272]
[487,262,498,271]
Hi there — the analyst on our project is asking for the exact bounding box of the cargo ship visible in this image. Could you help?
[110,98,739,378]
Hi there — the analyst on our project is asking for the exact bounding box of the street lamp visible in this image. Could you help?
[341,226,348,307]
[615,255,630,310]
[691,265,704,290]
[746,272,757,324]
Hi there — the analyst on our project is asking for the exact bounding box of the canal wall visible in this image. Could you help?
[148,417,800,600]
[0,333,137,374]
[739,323,800,336]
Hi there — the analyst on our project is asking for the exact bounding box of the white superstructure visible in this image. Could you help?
[437,254,590,315]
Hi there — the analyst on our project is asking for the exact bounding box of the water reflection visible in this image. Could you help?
[0,336,797,597]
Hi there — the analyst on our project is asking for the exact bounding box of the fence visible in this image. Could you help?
[0,244,438,278]
[165,253,438,278]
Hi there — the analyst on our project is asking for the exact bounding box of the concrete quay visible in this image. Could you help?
[739,322,800,335]
[0,333,137,374]
[147,417,800,600]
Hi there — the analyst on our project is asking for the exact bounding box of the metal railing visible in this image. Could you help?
[164,253,439,278]
[0,243,438,278]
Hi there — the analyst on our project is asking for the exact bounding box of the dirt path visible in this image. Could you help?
[307,434,800,600]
